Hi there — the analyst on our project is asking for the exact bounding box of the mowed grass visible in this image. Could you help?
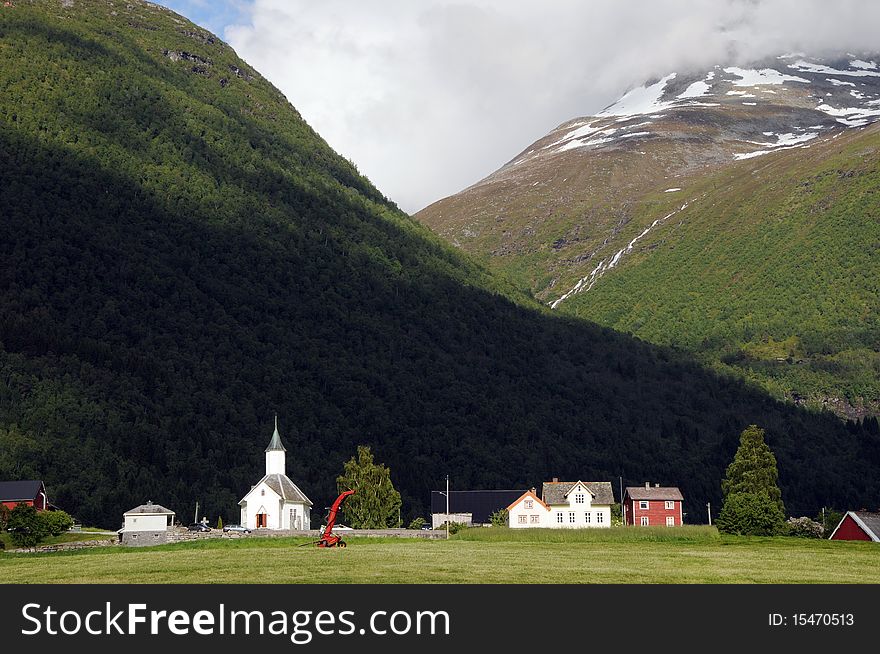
[1,526,878,584]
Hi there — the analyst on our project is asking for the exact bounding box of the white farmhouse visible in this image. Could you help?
[238,418,312,531]
[507,479,614,528]
[119,501,175,546]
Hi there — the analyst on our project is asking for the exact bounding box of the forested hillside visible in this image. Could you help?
[1,0,877,527]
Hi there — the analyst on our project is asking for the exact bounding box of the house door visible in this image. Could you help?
[256,513,267,528]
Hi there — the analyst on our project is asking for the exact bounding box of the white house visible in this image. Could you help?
[118,501,175,546]
[507,479,614,528]
[239,418,312,531]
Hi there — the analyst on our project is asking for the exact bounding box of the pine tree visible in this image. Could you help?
[336,446,402,529]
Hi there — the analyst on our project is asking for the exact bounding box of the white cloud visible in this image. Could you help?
[223,1,880,212]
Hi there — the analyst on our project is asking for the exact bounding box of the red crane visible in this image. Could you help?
[318,489,356,548]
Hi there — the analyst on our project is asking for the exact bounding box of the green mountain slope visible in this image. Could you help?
[1,1,877,527]
[564,126,880,417]
[417,61,880,418]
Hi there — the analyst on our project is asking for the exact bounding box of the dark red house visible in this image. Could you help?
[624,482,684,526]
[829,511,880,542]
[0,480,49,511]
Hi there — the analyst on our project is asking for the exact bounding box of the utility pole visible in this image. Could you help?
[707,502,712,526]
[194,501,199,525]
[619,476,624,525]
[446,474,450,540]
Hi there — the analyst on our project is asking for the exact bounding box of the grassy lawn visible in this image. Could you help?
[1,526,877,584]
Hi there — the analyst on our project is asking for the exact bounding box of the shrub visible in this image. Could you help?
[786,516,823,538]
[217,516,224,530]
[407,517,426,530]
[7,504,49,547]
[0,504,9,531]
[40,510,75,537]
[489,508,509,527]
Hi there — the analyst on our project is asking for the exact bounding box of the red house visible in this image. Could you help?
[829,511,880,542]
[0,480,49,511]
[624,482,684,526]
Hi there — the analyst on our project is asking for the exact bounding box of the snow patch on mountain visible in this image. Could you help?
[734,131,818,160]
[550,202,691,309]
[598,73,678,117]
[723,67,810,86]
[789,60,880,78]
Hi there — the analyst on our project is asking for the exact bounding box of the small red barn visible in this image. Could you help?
[0,480,49,511]
[829,511,880,542]
[624,482,684,526]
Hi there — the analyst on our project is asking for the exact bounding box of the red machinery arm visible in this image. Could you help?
[318,489,356,548]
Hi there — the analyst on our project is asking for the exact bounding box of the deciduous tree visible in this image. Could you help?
[336,446,402,529]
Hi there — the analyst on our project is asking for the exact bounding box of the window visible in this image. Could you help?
[666,516,675,527]
[640,516,649,526]
[585,512,591,523]
[639,500,649,510]
[518,515,527,524]
[575,494,585,504]
[665,500,675,510]
[569,512,575,523]
[530,515,540,524]
[597,512,604,524]
[261,489,265,496]
[525,499,533,509]
[556,513,564,524]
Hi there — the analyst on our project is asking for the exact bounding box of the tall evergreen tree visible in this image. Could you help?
[336,446,402,529]
[721,424,785,513]
[717,425,786,535]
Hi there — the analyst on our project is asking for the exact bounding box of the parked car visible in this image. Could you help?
[187,523,211,532]
[222,524,251,534]
[420,524,433,530]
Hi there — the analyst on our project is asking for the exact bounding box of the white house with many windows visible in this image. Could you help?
[507,479,614,528]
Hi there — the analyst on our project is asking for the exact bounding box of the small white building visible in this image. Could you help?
[239,418,312,530]
[507,479,614,528]
[119,501,175,546]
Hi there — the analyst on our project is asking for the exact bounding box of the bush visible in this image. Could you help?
[489,508,509,527]
[0,504,9,531]
[438,521,467,534]
[7,504,49,547]
[715,492,786,536]
[217,516,224,530]
[407,517,426,530]
[41,510,75,537]
[786,516,824,538]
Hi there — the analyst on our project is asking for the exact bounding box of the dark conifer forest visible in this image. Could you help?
[1,1,878,527]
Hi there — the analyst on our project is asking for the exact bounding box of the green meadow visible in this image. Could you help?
[1,527,877,584]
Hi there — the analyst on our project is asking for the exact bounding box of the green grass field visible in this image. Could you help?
[1,527,877,584]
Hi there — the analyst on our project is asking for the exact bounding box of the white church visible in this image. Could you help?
[238,418,313,530]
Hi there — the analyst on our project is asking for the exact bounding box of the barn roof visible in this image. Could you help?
[0,480,44,502]
[542,481,615,506]
[625,486,684,501]
[430,490,527,523]
[124,501,175,515]
[844,511,880,541]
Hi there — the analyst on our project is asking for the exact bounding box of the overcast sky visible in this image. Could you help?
[157,1,880,213]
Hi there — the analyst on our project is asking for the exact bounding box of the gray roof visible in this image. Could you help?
[625,486,684,501]
[124,501,175,515]
[242,474,312,506]
[851,511,880,540]
[542,481,615,506]
[0,480,44,502]
[265,419,286,452]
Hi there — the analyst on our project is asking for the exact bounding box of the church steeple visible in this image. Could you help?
[265,415,287,476]
[265,414,286,453]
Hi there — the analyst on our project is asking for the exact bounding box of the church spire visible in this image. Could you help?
[265,414,287,453]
